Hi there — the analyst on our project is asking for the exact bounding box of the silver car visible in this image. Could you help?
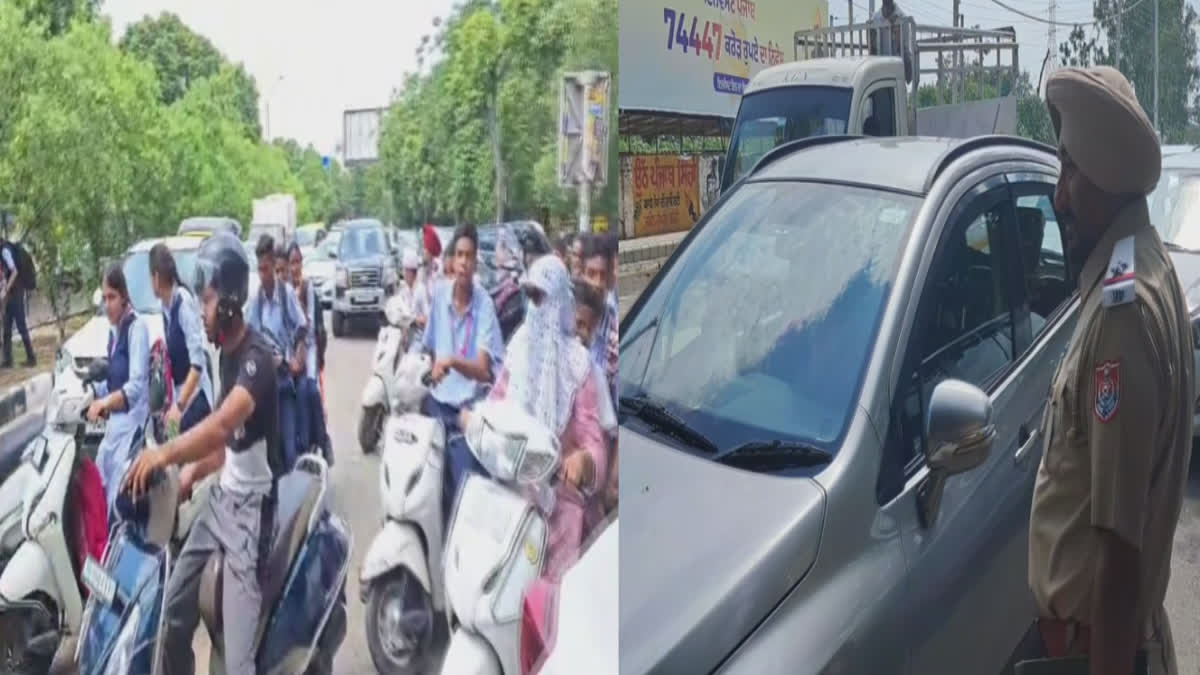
[1145,149,1200,434]
[619,136,1074,674]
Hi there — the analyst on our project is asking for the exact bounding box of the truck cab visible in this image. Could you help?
[720,20,1019,193]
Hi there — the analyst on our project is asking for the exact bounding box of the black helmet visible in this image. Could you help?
[192,232,250,309]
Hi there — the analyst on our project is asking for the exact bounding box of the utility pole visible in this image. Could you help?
[848,0,853,26]
[1048,0,1057,68]
[1114,0,1122,70]
[1154,0,1160,132]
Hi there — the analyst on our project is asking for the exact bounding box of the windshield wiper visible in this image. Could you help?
[619,395,718,453]
[713,440,834,470]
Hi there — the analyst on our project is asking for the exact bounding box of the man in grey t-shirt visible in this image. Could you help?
[868,0,914,84]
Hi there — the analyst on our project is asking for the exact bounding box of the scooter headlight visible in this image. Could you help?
[464,400,559,485]
[103,603,140,675]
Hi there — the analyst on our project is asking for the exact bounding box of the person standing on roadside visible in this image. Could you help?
[0,233,35,368]
[1025,66,1191,675]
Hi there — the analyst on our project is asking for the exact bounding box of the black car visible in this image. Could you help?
[330,219,398,336]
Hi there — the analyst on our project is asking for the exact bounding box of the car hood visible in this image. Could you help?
[618,426,826,674]
[63,313,165,360]
[339,254,390,268]
[1168,249,1200,312]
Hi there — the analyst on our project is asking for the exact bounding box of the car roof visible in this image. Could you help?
[748,135,1055,195]
[128,235,204,253]
[341,218,384,229]
[1161,149,1200,170]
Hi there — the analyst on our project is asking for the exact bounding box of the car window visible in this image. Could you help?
[863,87,896,136]
[1014,190,1072,336]
[619,180,919,455]
[898,187,1017,467]
[295,229,317,247]
[122,249,198,314]
[1148,169,1200,249]
[340,228,385,259]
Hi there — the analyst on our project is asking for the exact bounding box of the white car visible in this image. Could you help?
[55,236,220,441]
[522,518,617,675]
[304,237,338,309]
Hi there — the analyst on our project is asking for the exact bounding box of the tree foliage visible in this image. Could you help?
[1059,0,1200,141]
[377,0,618,229]
[0,5,357,334]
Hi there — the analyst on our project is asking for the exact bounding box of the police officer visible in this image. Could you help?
[1027,66,1192,675]
[125,232,283,675]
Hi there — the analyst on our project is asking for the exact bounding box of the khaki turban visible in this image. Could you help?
[1046,66,1161,196]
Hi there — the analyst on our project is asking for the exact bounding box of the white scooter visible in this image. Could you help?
[0,374,55,570]
[0,360,210,673]
[439,399,561,675]
[359,294,422,454]
[359,342,446,674]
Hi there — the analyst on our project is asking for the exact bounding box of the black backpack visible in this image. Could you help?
[5,242,36,290]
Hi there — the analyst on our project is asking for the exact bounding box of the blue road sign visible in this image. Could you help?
[322,155,331,169]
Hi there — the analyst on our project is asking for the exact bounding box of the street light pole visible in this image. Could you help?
[1154,0,1160,134]
[264,75,285,140]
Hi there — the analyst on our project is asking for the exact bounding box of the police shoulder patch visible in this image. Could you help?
[1094,359,1121,423]
[1101,235,1136,308]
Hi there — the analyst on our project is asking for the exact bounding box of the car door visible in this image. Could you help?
[886,171,1035,675]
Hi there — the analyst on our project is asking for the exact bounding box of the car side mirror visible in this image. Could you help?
[328,250,337,259]
[925,379,995,474]
[917,379,996,527]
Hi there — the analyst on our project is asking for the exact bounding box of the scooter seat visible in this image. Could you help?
[198,469,322,643]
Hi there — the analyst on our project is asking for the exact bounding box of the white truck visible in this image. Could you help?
[720,19,1020,192]
[247,193,298,246]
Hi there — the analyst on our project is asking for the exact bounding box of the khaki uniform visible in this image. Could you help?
[1029,199,1193,674]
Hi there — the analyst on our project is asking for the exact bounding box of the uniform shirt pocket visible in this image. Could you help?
[1043,373,1083,477]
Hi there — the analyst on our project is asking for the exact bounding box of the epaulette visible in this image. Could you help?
[1101,234,1136,308]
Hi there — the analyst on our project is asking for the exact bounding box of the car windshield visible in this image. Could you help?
[1148,169,1200,249]
[619,181,917,455]
[340,227,386,260]
[122,249,198,314]
[724,86,853,189]
[296,229,319,247]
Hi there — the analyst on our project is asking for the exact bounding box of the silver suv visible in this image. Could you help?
[330,219,398,336]
[619,136,1072,675]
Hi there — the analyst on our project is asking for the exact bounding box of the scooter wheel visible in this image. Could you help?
[358,404,385,454]
[364,571,435,675]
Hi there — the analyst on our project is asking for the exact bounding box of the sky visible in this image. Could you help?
[103,0,458,157]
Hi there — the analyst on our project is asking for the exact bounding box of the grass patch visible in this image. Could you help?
[0,313,92,389]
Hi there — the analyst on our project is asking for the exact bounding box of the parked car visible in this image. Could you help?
[619,136,1073,675]
[1145,147,1200,435]
[58,236,221,444]
[522,518,618,675]
[178,216,242,239]
[330,219,397,336]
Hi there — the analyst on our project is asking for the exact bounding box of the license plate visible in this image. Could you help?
[81,557,116,606]
[86,420,106,435]
[353,290,376,303]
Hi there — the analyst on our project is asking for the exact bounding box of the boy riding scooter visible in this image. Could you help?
[124,232,286,675]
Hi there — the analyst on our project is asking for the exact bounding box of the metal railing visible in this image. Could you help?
[795,18,1019,110]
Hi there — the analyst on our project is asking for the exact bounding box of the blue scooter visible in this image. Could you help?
[74,454,351,675]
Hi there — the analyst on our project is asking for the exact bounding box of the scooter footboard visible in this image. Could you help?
[442,628,502,675]
[257,510,352,674]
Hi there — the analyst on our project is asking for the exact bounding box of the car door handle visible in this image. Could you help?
[1014,426,1039,465]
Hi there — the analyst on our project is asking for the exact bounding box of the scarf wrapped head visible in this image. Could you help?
[422,224,442,258]
[503,255,591,436]
[1045,66,1160,196]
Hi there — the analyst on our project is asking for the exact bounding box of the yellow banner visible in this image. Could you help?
[631,155,701,237]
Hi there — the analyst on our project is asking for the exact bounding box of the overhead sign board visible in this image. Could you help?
[558,71,611,188]
[343,108,385,166]
[619,0,829,118]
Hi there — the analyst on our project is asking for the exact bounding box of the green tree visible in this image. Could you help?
[11,0,100,36]
[1059,0,1199,141]
[120,12,263,137]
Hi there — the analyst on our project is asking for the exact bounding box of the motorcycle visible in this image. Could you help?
[359,294,422,454]
[75,453,352,675]
[360,348,443,674]
[489,271,525,345]
[439,399,561,675]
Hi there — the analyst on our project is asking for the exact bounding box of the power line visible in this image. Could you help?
[986,0,1149,26]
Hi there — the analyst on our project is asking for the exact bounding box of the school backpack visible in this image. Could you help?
[5,241,36,290]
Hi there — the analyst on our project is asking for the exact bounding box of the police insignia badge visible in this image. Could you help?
[1094,360,1121,422]
[245,359,256,378]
